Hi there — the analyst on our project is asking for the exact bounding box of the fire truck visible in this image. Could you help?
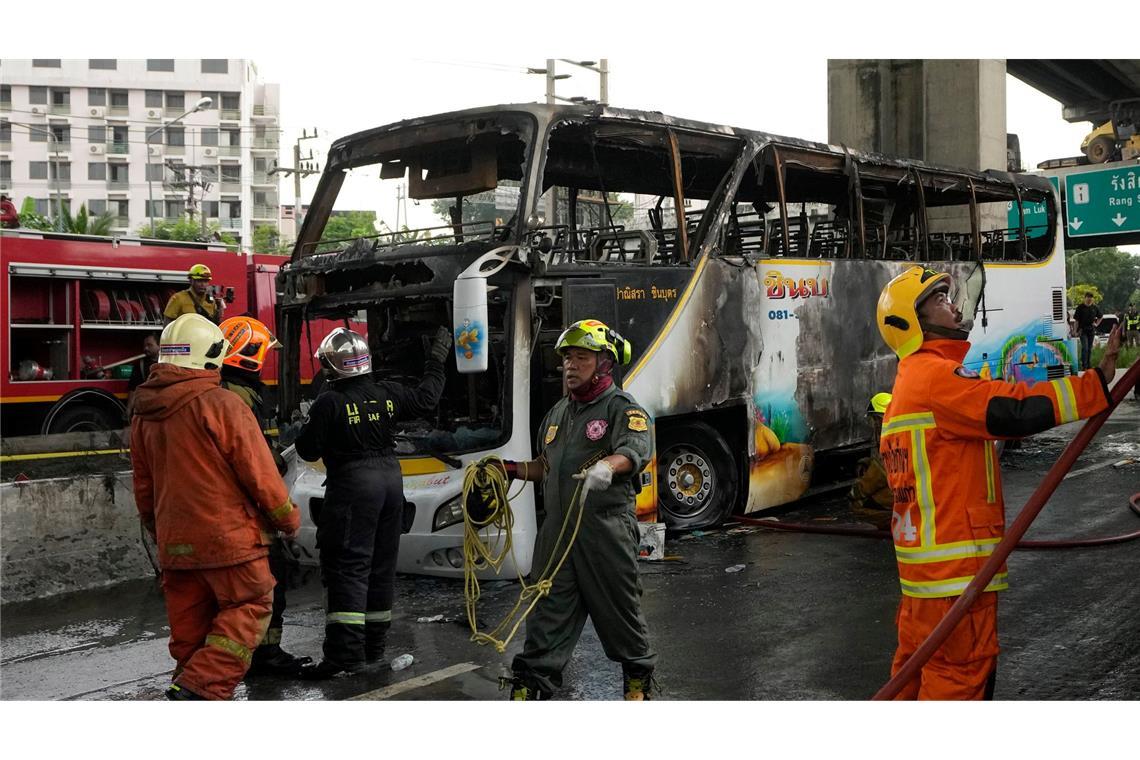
[1,228,330,437]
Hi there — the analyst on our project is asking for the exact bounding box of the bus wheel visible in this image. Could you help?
[46,404,122,434]
[1085,135,1115,164]
[657,422,738,530]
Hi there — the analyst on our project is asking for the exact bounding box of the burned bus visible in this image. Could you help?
[276,103,1069,577]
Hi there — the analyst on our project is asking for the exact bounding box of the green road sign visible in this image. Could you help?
[1065,165,1140,237]
[1007,176,1059,239]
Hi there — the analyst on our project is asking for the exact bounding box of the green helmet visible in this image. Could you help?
[188,263,212,281]
[555,319,632,365]
[867,392,892,415]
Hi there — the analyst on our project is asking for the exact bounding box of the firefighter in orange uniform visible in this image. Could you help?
[131,313,300,700]
[876,266,1121,700]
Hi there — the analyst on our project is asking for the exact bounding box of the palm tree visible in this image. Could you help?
[58,202,115,236]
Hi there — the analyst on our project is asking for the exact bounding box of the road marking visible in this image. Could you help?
[1064,457,1137,480]
[350,662,481,701]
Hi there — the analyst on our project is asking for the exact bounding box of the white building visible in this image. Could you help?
[0,58,281,246]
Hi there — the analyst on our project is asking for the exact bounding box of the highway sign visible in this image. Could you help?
[1064,165,1140,237]
[1007,176,1059,239]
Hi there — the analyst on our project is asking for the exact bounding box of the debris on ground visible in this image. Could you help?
[725,564,747,573]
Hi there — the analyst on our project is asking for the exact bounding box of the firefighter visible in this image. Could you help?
[1,193,19,228]
[218,315,310,677]
[1125,303,1139,349]
[131,313,300,700]
[164,263,225,325]
[294,325,449,679]
[848,392,893,531]
[876,266,1121,700]
[498,319,657,700]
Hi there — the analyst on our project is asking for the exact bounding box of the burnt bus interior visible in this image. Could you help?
[283,109,1056,458]
[296,287,512,459]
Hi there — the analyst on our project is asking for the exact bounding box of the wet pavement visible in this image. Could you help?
[2,396,1137,701]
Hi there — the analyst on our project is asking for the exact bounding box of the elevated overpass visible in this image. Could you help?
[1006,60,1140,125]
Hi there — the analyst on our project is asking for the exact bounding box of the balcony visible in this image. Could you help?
[108,104,129,116]
[219,218,243,229]
[106,179,130,191]
[218,145,241,158]
[252,205,277,220]
[220,109,241,122]
[220,181,241,194]
[251,173,274,186]
[48,141,71,154]
[251,104,277,119]
[111,215,129,228]
[107,142,129,155]
[50,178,72,189]
[165,144,185,156]
[50,103,71,115]
[251,138,278,151]
[0,140,11,152]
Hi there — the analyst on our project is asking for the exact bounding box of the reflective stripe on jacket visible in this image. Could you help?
[881,339,1111,599]
[131,364,298,569]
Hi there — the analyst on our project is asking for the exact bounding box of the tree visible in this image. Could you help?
[135,218,237,246]
[58,202,115,236]
[1067,283,1103,308]
[252,224,285,254]
[314,211,378,252]
[17,197,53,231]
[1065,247,1140,310]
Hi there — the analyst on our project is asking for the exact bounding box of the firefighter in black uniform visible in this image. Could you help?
[295,325,449,678]
[218,316,308,676]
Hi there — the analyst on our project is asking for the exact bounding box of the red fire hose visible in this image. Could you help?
[871,360,1140,700]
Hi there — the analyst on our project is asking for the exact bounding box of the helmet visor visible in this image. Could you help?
[952,261,986,332]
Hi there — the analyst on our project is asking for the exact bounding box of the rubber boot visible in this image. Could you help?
[623,669,655,701]
[503,674,551,701]
[299,659,357,680]
[246,643,312,677]
[365,621,390,664]
[166,683,205,700]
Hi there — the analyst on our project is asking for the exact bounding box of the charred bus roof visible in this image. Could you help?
[280,103,1054,314]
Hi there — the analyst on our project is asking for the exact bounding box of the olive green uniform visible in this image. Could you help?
[511,384,657,694]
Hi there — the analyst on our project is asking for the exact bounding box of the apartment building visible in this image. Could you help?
[0,58,280,245]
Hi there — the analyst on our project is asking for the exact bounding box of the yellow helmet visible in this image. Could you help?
[159,313,229,371]
[555,319,632,365]
[876,266,952,359]
[188,263,212,281]
[867,392,892,415]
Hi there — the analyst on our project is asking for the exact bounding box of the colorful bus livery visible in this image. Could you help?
[276,103,1067,577]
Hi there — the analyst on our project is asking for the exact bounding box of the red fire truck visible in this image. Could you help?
[1,229,329,437]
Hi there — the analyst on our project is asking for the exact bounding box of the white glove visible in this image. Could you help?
[573,461,614,504]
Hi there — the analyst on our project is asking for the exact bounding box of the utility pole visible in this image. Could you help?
[527,60,610,226]
[269,128,321,244]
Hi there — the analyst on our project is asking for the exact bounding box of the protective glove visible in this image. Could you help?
[429,326,453,363]
[572,460,614,504]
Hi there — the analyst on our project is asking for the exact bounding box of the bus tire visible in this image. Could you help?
[46,403,123,434]
[656,421,738,530]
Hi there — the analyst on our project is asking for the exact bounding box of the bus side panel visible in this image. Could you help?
[963,250,1075,383]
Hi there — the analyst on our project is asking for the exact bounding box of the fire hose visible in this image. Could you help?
[734,359,1139,699]
[461,455,587,653]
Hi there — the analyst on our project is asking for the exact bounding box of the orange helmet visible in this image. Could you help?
[220,316,279,373]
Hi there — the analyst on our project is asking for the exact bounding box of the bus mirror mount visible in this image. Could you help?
[453,246,520,374]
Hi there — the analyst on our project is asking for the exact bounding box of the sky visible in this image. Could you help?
[3,2,1132,754]
[252,58,1097,231]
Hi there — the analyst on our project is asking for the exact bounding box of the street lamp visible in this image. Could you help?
[147,96,212,237]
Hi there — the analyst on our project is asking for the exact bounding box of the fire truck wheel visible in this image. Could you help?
[656,421,738,531]
[46,403,123,434]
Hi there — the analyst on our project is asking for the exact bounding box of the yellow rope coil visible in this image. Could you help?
[462,455,585,653]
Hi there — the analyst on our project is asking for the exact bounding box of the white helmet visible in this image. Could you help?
[316,327,371,378]
[159,313,229,370]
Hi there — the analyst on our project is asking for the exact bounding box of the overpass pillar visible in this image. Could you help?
[828,59,1008,231]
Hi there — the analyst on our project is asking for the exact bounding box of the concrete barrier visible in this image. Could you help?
[0,471,153,604]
